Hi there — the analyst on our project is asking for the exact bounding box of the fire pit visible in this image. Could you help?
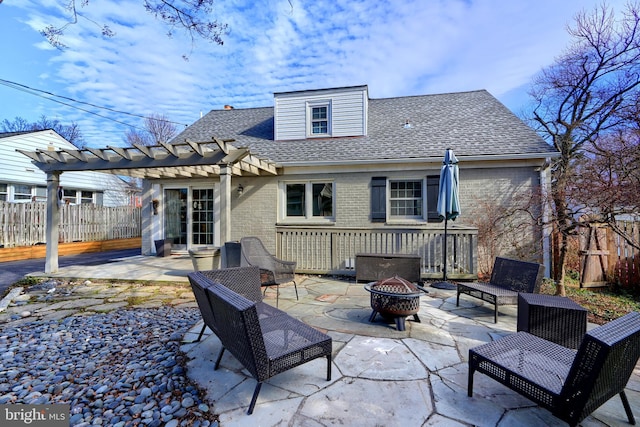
[364,276,427,331]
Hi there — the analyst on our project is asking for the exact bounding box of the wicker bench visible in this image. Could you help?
[456,257,545,323]
[187,266,332,415]
[468,312,640,427]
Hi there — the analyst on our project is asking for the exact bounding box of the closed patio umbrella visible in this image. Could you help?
[431,148,460,290]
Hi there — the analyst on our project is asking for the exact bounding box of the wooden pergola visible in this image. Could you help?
[18,138,278,273]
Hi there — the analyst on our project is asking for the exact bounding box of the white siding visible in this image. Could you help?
[0,130,133,206]
[274,86,368,140]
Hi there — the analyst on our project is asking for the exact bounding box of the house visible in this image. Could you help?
[19,85,560,276]
[1,130,136,206]
[158,85,559,275]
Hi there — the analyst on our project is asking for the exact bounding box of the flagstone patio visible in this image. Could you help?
[2,253,638,426]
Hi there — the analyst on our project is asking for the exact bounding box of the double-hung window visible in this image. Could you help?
[283,181,334,221]
[14,185,33,201]
[390,180,423,219]
[63,189,77,204]
[372,176,440,223]
[307,101,331,137]
[80,191,94,204]
[0,184,7,201]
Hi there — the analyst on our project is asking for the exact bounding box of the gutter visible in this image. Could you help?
[277,151,560,168]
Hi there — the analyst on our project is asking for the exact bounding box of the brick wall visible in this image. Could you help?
[229,165,543,261]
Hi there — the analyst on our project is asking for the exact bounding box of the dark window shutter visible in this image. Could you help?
[427,175,440,222]
[371,177,386,222]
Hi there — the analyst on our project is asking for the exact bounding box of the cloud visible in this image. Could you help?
[0,0,629,147]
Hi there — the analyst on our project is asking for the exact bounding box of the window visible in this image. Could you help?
[311,106,328,134]
[284,181,334,221]
[307,101,331,136]
[371,176,440,222]
[14,185,32,201]
[0,184,6,201]
[390,180,423,218]
[80,191,94,204]
[35,187,47,202]
[63,189,76,204]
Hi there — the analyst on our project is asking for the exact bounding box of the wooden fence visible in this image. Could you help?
[0,201,141,248]
[609,220,640,291]
[577,219,640,292]
[276,225,478,279]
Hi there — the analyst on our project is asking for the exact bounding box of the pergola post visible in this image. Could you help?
[219,165,232,245]
[45,172,61,273]
[140,179,153,256]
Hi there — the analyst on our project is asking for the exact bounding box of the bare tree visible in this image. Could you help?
[529,2,640,295]
[572,131,640,248]
[124,113,178,146]
[37,0,228,58]
[1,117,31,132]
[1,115,85,148]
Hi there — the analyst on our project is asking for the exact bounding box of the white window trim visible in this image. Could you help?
[306,100,332,137]
[12,184,34,202]
[279,180,335,223]
[386,178,427,223]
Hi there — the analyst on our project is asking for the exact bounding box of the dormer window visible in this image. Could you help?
[307,101,331,137]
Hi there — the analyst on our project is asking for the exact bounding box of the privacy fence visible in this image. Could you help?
[574,219,640,293]
[0,201,141,248]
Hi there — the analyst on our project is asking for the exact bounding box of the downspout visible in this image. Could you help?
[539,159,552,278]
[45,172,61,273]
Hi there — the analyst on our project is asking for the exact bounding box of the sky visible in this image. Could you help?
[0,0,628,148]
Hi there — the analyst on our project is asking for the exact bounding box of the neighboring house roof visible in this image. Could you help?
[171,89,557,166]
[2,129,136,206]
[0,130,41,139]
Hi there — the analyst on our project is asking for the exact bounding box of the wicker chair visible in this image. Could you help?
[188,266,283,342]
[468,311,640,427]
[457,257,545,323]
[188,270,332,415]
[240,236,298,305]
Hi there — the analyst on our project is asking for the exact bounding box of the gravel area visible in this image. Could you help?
[0,305,218,427]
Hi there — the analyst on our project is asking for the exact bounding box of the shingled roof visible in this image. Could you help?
[172,89,557,165]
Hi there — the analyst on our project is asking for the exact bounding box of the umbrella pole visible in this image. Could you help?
[431,216,457,290]
[443,217,448,281]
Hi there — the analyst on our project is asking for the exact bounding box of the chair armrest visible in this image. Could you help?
[273,257,296,266]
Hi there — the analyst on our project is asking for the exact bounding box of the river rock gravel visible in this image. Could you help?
[0,305,218,426]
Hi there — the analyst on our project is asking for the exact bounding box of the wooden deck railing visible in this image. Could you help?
[276,225,478,280]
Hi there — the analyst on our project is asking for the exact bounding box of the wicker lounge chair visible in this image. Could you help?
[240,236,298,305]
[457,257,545,323]
[468,311,640,427]
[188,266,283,341]
[188,269,332,415]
